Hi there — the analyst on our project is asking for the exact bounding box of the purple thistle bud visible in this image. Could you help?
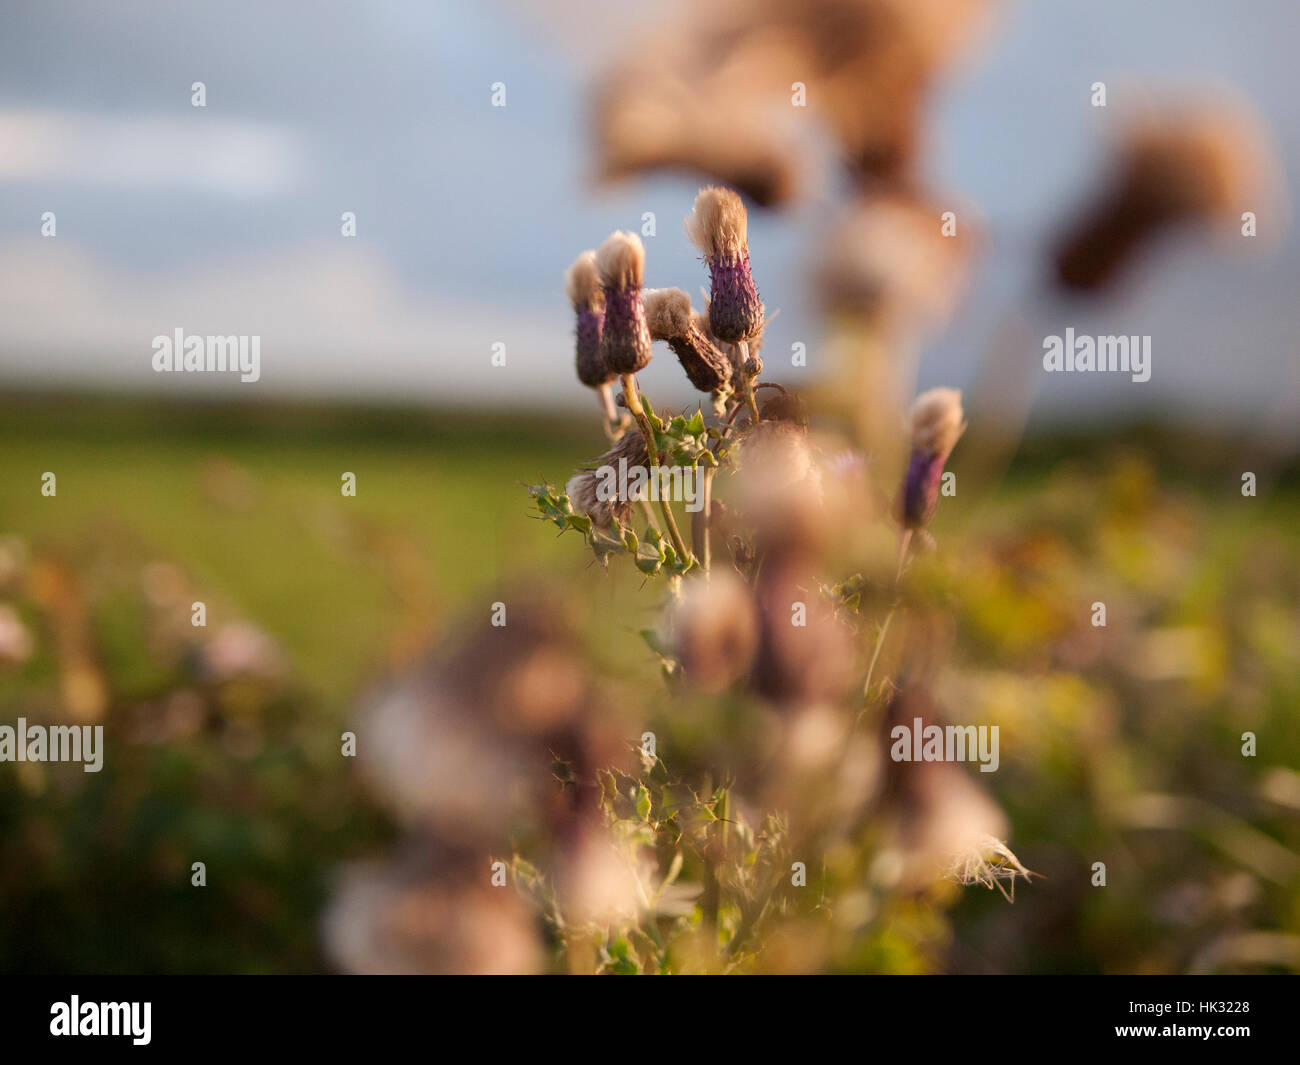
[595,232,652,375]
[686,187,764,343]
[899,450,946,529]
[897,388,966,530]
[565,251,613,388]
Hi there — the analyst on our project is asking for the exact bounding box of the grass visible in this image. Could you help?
[0,393,1296,973]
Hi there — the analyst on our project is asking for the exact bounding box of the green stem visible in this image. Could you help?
[861,606,896,703]
[856,529,913,717]
[621,373,694,568]
[691,466,716,574]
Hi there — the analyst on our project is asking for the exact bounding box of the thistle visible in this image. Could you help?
[595,231,693,565]
[898,387,966,531]
[595,231,652,375]
[643,287,731,394]
[564,428,650,529]
[686,186,764,344]
[565,251,611,389]
[664,569,758,694]
[1053,103,1272,292]
[565,251,621,432]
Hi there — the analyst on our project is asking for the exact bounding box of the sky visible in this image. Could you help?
[0,0,1296,433]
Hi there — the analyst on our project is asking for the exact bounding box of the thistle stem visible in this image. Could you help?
[621,373,693,568]
[736,341,761,424]
[596,382,621,438]
[690,466,716,575]
[858,529,913,710]
[861,607,896,702]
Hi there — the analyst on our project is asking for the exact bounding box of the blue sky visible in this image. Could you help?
[0,0,1296,434]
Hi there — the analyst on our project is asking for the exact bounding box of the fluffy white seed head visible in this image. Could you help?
[595,230,645,292]
[564,250,603,311]
[685,186,749,262]
[910,387,966,458]
[643,287,693,340]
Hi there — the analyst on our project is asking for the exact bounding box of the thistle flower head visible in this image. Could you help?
[881,686,1031,896]
[751,551,859,704]
[686,186,764,342]
[1054,98,1280,291]
[595,231,652,374]
[686,185,749,263]
[817,191,971,329]
[644,287,732,393]
[565,250,612,388]
[733,419,825,555]
[564,249,604,312]
[665,569,759,693]
[899,387,965,529]
[565,428,650,528]
[323,847,544,974]
[909,387,966,459]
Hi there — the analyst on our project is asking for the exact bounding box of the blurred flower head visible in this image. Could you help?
[898,387,965,530]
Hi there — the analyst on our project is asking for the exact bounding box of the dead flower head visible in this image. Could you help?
[644,286,732,394]
[565,427,651,528]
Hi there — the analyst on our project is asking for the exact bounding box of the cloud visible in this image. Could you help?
[0,238,578,404]
[0,108,305,197]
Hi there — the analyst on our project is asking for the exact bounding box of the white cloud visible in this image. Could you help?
[0,238,581,405]
[0,108,304,197]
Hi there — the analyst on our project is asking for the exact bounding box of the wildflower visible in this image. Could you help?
[565,250,612,389]
[733,419,823,547]
[696,309,761,380]
[556,825,652,926]
[595,231,652,374]
[565,428,650,528]
[816,190,971,330]
[664,569,758,693]
[898,387,965,530]
[881,686,1031,897]
[686,187,765,344]
[1054,99,1277,291]
[594,56,804,207]
[323,845,544,975]
[751,551,859,704]
[592,1,991,199]
[643,287,731,393]
[358,597,616,844]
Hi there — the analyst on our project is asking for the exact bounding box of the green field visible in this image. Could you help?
[1,395,1297,973]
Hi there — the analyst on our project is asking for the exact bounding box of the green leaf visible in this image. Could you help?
[635,784,652,822]
[639,628,670,657]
